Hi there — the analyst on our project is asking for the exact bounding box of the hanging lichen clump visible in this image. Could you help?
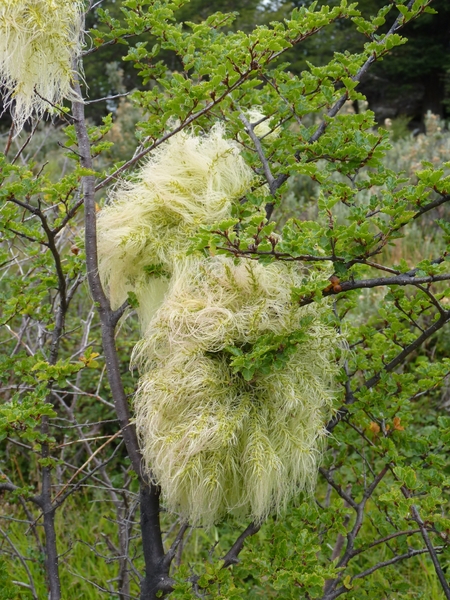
[97,126,254,330]
[97,124,341,527]
[0,0,84,133]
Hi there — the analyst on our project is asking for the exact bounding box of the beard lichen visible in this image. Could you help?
[97,125,255,329]
[0,0,84,133]
[97,124,341,527]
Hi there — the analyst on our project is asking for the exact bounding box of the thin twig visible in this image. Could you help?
[238,110,275,192]
[353,547,441,581]
[64,566,139,599]
[0,527,39,600]
[318,469,357,509]
[401,488,450,600]
[351,529,421,557]
[85,92,131,104]
[11,121,40,165]
[52,429,122,503]
[4,123,14,155]
[163,522,189,569]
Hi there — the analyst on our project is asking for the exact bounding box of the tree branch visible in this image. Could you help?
[413,193,450,221]
[0,482,41,507]
[362,309,450,391]
[162,522,189,570]
[272,0,419,194]
[52,431,123,506]
[401,488,450,600]
[139,483,170,598]
[71,77,143,478]
[351,528,421,557]
[222,521,261,568]
[319,468,358,510]
[313,273,450,303]
[238,111,275,191]
[72,71,171,600]
[328,308,450,431]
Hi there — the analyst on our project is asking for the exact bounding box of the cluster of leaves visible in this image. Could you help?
[223,316,314,381]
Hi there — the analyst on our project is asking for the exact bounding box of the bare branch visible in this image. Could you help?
[222,521,261,568]
[53,439,124,508]
[318,468,358,510]
[311,273,450,302]
[52,430,122,504]
[238,111,275,192]
[11,121,40,165]
[64,566,139,599]
[71,75,143,478]
[85,92,131,104]
[354,547,442,581]
[351,529,421,557]
[4,123,14,155]
[162,522,189,570]
[0,482,20,493]
[401,488,450,600]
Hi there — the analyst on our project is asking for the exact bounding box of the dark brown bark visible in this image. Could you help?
[71,78,172,600]
[40,464,61,600]
[139,484,173,599]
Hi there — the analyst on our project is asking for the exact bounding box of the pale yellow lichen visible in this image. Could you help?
[97,124,340,527]
[0,0,84,133]
[133,257,338,526]
[97,124,255,325]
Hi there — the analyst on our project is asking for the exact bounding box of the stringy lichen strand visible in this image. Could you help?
[0,0,84,133]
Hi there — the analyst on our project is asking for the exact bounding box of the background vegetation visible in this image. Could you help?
[0,1,449,599]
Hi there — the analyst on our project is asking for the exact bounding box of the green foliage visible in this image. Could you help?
[0,1,449,599]
[0,559,17,600]
[224,316,314,381]
[143,263,171,278]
